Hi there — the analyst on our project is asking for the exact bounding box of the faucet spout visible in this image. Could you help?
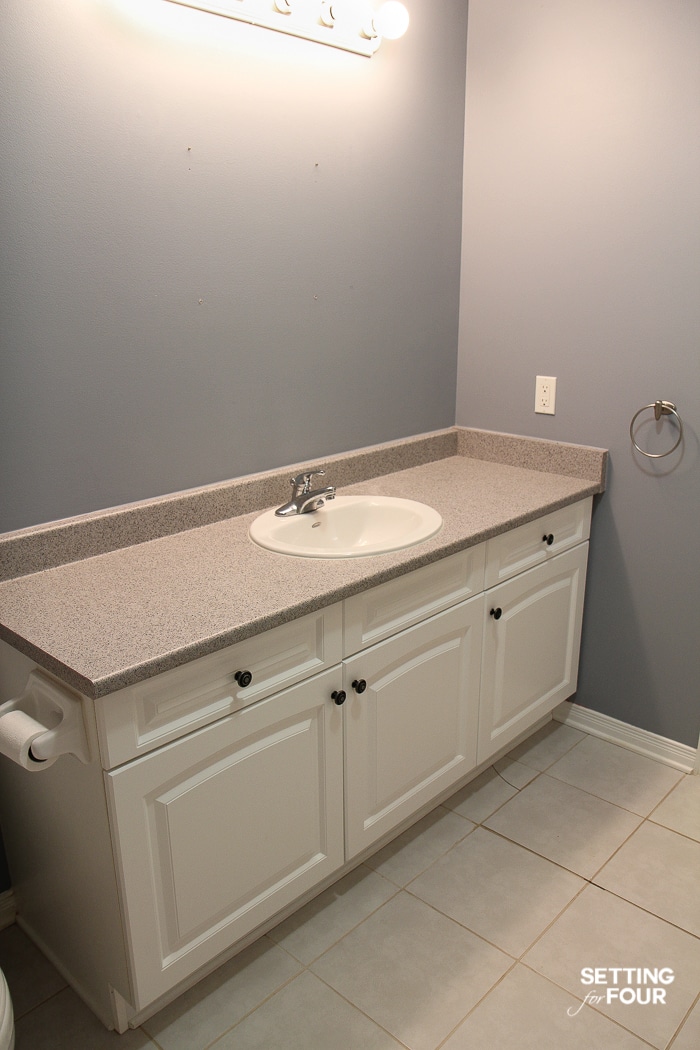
[275,469,336,516]
[297,487,336,514]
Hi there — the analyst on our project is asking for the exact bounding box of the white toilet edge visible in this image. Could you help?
[0,968,14,1050]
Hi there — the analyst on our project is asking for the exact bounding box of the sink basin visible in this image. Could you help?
[249,496,442,558]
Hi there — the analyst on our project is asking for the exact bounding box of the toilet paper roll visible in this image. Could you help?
[0,709,57,771]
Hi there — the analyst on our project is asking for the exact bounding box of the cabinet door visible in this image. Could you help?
[478,543,589,765]
[344,596,483,860]
[105,668,343,1010]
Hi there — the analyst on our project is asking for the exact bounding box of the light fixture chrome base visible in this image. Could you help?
[165,0,397,57]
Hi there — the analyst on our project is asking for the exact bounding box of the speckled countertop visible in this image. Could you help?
[0,428,607,700]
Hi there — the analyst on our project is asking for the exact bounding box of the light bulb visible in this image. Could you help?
[374,1,409,40]
[319,1,336,27]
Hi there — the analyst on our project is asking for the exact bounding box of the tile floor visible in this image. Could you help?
[1,722,699,1050]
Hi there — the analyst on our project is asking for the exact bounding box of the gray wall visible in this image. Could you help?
[457,0,700,746]
[2,0,698,752]
[0,0,467,533]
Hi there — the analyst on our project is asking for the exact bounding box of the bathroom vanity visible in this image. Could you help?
[0,428,605,1031]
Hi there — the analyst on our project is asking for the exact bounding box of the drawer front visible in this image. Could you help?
[96,603,343,768]
[343,545,485,657]
[484,498,592,589]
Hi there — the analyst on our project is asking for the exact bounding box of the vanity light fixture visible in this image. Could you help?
[165,0,409,57]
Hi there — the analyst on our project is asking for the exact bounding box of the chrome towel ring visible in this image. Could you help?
[629,400,683,459]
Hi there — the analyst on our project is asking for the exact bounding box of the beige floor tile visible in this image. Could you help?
[143,937,301,1050]
[268,864,397,964]
[484,774,642,878]
[595,821,700,937]
[546,735,683,815]
[443,767,518,823]
[364,805,474,886]
[505,721,585,770]
[0,924,67,1019]
[524,885,700,1049]
[442,963,652,1050]
[15,986,155,1050]
[669,996,700,1050]
[650,774,700,842]
[310,892,512,1050]
[214,971,404,1050]
[408,827,585,957]
[492,755,540,789]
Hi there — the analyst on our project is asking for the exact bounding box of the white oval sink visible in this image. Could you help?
[249,496,442,558]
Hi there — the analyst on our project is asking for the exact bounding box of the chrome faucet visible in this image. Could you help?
[275,469,336,517]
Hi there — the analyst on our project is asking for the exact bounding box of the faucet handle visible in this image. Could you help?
[290,469,325,496]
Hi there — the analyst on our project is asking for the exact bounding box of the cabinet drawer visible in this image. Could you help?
[484,498,591,589]
[96,603,343,768]
[343,545,486,657]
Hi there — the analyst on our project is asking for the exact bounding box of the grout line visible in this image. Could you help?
[666,987,700,1049]
[268,867,403,966]
[146,966,308,1050]
[516,960,660,1049]
[432,958,520,1050]
[646,772,698,825]
[11,983,70,1024]
[302,966,413,1049]
[501,720,590,775]
[521,767,673,821]
[585,881,700,943]
[646,815,700,846]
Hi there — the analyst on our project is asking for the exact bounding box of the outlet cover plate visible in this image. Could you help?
[535,375,556,415]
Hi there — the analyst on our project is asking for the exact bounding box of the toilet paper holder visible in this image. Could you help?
[0,670,91,766]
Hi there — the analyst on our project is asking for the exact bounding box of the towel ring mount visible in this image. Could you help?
[629,400,683,459]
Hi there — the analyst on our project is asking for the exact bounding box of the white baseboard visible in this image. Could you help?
[0,890,16,931]
[554,702,697,773]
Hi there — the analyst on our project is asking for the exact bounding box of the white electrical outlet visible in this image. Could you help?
[535,375,557,415]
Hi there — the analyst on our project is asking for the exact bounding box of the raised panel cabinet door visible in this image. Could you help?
[344,596,484,860]
[105,668,344,1010]
[478,542,589,765]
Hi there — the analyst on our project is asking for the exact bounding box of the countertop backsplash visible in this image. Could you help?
[0,428,607,699]
[0,428,606,583]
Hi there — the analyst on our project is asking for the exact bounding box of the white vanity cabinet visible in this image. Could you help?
[477,499,591,763]
[105,668,344,1009]
[0,495,595,1031]
[102,545,487,1011]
